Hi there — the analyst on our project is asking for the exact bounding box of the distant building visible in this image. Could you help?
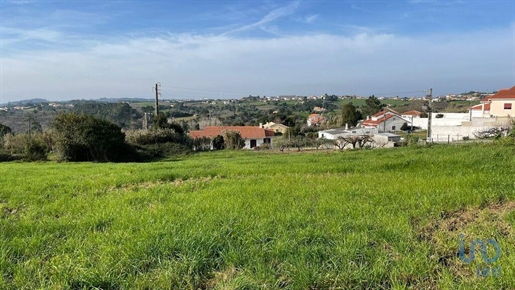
[189,126,275,149]
[401,110,428,130]
[361,110,410,132]
[261,122,289,134]
[307,114,326,127]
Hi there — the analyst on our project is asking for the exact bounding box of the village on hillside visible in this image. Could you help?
[186,87,514,150]
[0,87,513,154]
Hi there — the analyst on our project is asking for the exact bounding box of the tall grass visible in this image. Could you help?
[0,143,514,288]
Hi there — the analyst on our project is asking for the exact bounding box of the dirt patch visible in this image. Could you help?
[415,200,515,282]
[201,267,239,289]
[111,176,224,192]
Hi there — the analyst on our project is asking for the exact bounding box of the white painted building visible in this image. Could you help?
[362,110,411,132]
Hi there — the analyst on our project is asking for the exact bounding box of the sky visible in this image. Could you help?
[0,0,514,102]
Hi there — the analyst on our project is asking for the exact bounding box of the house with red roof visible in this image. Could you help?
[307,114,326,127]
[478,86,515,118]
[401,110,428,130]
[189,126,275,149]
[361,110,411,132]
[469,103,491,118]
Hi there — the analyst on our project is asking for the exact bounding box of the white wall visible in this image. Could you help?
[431,113,469,126]
[430,126,493,142]
[379,117,409,132]
[244,138,273,149]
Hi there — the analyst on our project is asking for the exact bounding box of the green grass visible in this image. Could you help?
[1,144,514,289]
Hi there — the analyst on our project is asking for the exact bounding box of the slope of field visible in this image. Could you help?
[1,144,514,289]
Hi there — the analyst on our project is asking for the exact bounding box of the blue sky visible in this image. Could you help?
[1,0,514,102]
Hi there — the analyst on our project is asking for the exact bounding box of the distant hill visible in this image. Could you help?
[1,98,49,106]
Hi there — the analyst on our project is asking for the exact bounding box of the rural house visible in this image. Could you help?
[307,114,326,127]
[261,122,289,134]
[361,110,410,132]
[189,126,275,149]
[400,110,428,129]
[480,86,515,118]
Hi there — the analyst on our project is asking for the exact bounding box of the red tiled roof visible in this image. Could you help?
[401,110,422,116]
[482,86,515,102]
[189,126,275,139]
[371,110,388,117]
[362,114,396,126]
[470,104,491,111]
[308,114,325,124]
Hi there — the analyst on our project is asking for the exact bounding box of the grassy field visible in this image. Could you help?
[1,143,514,289]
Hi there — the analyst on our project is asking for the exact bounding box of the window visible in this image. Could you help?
[392,126,396,130]
[504,103,512,110]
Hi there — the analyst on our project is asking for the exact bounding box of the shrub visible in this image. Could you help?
[212,135,225,150]
[24,140,48,161]
[53,113,133,162]
[3,134,26,155]
[125,129,190,145]
[223,131,245,149]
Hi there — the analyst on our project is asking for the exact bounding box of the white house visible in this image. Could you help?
[307,114,326,127]
[361,110,411,132]
[469,103,491,118]
[401,110,428,130]
[318,126,378,140]
[480,86,515,118]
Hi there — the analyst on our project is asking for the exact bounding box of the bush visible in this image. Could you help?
[402,135,420,147]
[24,140,48,161]
[3,134,26,155]
[125,129,190,145]
[223,131,245,149]
[212,135,225,150]
[53,113,134,162]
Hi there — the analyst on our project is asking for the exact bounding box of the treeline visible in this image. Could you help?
[0,113,192,162]
[72,102,143,129]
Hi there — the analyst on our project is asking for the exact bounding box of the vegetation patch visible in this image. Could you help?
[415,200,515,286]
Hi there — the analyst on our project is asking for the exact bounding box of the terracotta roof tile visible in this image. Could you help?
[189,126,275,139]
[482,86,515,102]
[470,104,491,111]
[362,114,396,126]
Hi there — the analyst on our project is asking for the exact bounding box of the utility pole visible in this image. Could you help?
[154,82,161,117]
[28,115,32,144]
[426,88,433,142]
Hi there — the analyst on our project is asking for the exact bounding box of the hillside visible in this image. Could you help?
[0,144,513,288]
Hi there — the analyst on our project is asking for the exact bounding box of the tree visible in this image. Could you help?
[0,123,12,138]
[52,113,131,162]
[222,131,245,149]
[362,95,384,117]
[337,135,374,149]
[212,135,225,150]
[340,103,362,127]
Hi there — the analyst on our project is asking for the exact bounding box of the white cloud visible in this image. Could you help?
[1,23,514,102]
[223,0,300,35]
[303,14,318,24]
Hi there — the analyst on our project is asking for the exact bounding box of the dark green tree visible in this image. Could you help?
[340,103,362,127]
[52,113,132,162]
[212,135,225,150]
[0,123,12,138]
[362,95,384,117]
